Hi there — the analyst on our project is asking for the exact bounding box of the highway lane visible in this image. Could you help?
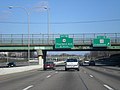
[99,66,120,71]
[83,66,120,90]
[0,66,119,90]
[84,66,120,79]
[0,69,55,90]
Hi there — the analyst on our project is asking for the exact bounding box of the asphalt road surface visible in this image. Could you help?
[0,66,120,90]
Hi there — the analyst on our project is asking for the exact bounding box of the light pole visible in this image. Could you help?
[8,6,30,64]
[34,6,50,43]
[46,7,50,43]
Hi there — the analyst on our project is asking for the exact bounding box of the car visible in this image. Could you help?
[7,62,16,67]
[65,59,79,71]
[44,61,55,70]
[89,60,95,66]
[83,60,90,66]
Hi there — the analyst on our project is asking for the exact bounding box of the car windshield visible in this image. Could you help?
[90,61,95,62]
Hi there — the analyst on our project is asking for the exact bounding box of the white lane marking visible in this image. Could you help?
[46,75,51,78]
[104,84,114,90]
[23,85,33,90]
[55,71,58,73]
[89,75,93,78]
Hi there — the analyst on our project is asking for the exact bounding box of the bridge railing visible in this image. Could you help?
[0,33,120,45]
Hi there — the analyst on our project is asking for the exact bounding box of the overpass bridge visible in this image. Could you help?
[0,33,120,69]
[0,33,120,51]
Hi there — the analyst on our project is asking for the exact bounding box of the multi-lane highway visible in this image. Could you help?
[0,65,119,90]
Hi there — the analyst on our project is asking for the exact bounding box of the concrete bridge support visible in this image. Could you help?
[37,50,44,69]
[42,50,47,70]
[37,50,47,70]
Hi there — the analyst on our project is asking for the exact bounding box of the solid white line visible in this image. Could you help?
[23,85,33,90]
[89,75,93,78]
[46,75,51,78]
[104,84,114,90]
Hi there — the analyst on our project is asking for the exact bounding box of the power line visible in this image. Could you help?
[0,19,120,24]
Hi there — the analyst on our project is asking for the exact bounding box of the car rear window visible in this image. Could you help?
[45,62,54,64]
[66,59,78,62]
[90,61,95,62]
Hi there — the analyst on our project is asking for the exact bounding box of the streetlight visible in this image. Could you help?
[8,6,30,64]
[34,6,50,43]
[45,6,50,43]
[8,6,50,63]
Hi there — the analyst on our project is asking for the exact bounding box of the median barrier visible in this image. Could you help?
[0,65,42,75]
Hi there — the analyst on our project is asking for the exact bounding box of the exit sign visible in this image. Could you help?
[93,36,111,47]
[55,35,74,49]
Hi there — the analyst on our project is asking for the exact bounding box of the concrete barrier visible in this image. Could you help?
[0,61,65,76]
[0,65,42,75]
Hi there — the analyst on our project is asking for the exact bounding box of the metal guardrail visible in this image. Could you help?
[0,33,120,45]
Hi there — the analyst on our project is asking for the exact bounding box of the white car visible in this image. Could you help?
[83,60,90,66]
[65,59,79,71]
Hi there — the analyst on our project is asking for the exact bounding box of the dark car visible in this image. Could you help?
[89,60,95,66]
[7,62,16,67]
[44,61,55,70]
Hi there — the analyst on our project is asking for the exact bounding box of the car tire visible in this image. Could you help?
[77,68,79,71]
[53,68,55,70]
[65,68,67,71]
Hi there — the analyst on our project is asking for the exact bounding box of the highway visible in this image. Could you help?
[0,66,120,90]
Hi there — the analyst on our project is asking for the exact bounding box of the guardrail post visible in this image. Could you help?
[83,34,85,44]
[115,33,117,43]
[22,34,23,45]
[11,34,13,44]
[0,34,2,44]
[32,34,34,44]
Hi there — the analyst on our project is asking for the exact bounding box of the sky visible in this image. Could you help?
[0,0,120,34]
[47,51,89,56]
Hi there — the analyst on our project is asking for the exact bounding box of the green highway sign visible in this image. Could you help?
[97,36,106,39]
[93,36,111,47]
[55,35,74,48]
[60,34,69,38]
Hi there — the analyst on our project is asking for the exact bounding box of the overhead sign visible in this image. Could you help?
[93,36,111,47]
[55,35,74,48]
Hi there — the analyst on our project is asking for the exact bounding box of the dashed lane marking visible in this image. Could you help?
[23,85,33,90]
[46,75,51,78]
[89,75,93,78]
[55,71,58,73]
[104,84,114,90]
